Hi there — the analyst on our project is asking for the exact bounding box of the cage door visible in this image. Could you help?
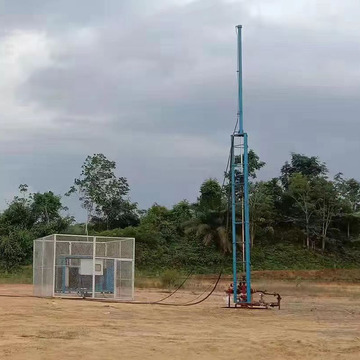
[115,260,133,300]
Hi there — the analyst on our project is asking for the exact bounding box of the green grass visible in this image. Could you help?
[1,244,359,287]
[0,265,33,284]
[250,243,360,271]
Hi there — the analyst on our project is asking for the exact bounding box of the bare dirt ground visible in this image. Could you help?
[0,280,359,360]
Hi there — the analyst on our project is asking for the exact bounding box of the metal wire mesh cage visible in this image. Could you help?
[33,234,135,300]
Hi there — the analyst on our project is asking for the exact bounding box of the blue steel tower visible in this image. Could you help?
[231,25,251,304]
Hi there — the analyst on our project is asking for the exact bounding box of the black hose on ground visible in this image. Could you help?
[0,268,223,307]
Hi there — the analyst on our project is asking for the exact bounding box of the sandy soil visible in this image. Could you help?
[0,282,359,360]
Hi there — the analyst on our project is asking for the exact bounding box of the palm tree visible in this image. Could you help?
[184,209,231,254]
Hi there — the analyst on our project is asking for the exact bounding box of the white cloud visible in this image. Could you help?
[0,30,56,140]
[244,0,360,33]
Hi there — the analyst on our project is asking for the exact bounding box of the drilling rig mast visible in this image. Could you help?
[227,25,281,309]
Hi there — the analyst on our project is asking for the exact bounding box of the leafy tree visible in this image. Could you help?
[197,179,223,212]
[171,200,193,221]
[263,178,285,218]
[287,173,317,249]
[249,182,275,247]
[184,210,230,254]
[313,178,340,251]
[281,153,328,189]
[31,191,66,225]
[223,149,266,234]
[170,200,194,232]
[222,150,266,250]
[141,204,170,227]
[67,154,139,231]
[248,150,266,179]
[225,149,265,194]
[141,204,175,240]
[92,198,139,230]
[334,173,360,239]
[1,187,34,230]
[185,179,230,254]
[0,235,24,272]
[0,185,72,271]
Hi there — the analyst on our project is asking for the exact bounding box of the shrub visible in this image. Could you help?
[160,269,182,289]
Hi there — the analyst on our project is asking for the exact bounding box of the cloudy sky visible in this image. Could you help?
[1,0,359,220]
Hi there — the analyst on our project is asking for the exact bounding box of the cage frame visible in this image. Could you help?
[33,234,135,301]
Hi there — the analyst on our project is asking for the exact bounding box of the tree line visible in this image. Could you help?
[0,152,359,273]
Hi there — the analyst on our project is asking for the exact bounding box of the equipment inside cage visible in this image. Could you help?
[55,256,116,297]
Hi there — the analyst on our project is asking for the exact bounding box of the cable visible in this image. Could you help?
[222,147,231,188]
[150,270,193,304]
[0,294,31,298]
[0,268,222,307]
[170,268,222,307]
[56,266,223,306]
[112,268,222,306]
[221,117,238,189]
[182,283,214,304]
[187,268,222,305]
[144,267,222,307]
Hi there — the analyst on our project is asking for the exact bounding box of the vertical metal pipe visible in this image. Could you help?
[92,236,96,298]
[41,238,44,297]
[236,25,244,135]
[240,144,245,272]
[52,234,57,296]
[62,257,66,293]
[231,135,237,303]
[132,238,135,300]
[113,259,117,299]
[241,198,245,272]
[33,240,36,296]
[243,133,251,303]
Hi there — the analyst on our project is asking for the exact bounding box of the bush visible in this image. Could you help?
[160,269,182,289]
[0,235,24,272]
